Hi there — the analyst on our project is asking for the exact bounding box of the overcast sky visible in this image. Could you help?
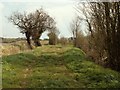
[0,0,81,39]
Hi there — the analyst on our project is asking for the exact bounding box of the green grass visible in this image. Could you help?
[2,45,120,88]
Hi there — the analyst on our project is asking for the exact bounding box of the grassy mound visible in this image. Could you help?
[63,47,120,88]
[2,45,120,88]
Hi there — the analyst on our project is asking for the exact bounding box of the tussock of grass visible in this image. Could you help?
[2,45,120,88]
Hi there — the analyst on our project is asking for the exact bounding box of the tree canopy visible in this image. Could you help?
[9,8,56,49]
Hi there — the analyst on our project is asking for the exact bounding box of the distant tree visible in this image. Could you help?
[58,37,69,45]
[9,8,56,49]
[70,16,83,48]
[47,27,59,45]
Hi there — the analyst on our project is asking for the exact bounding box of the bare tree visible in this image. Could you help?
[31,9,56,47]
[9,8,56,49]
[76,2,120,71]
[70,16,82,47]
[102,2,120,71]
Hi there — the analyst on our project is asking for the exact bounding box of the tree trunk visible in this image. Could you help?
[25,32,32,49]
[34,38,41,47]
[32,33,42,47]
[115,2,120,71]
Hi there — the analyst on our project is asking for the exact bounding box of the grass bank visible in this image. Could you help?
[2,45,120,88]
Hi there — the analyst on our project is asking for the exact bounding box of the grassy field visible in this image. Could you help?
[2,45,120,88]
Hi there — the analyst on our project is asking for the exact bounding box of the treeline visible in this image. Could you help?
[70,2,120,71]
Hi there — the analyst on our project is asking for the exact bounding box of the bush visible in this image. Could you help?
[58,37,69,45]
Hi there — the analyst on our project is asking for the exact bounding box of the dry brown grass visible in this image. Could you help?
[1,40,49,56]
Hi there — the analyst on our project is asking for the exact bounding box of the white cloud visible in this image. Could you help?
[26,3,76,22]
[46,5,76,37]
[0,2,4,9]
[0,2,4,37]
[47,5,75,21]
[1,0,74,3]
